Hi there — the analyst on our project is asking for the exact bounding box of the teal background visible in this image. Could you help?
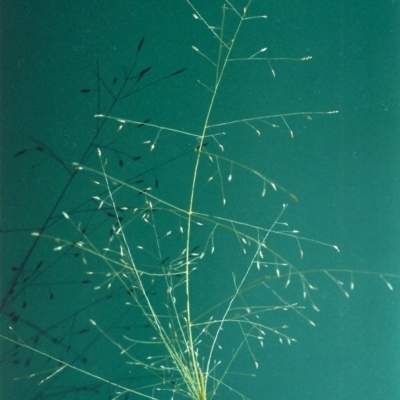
[1,1,400,399]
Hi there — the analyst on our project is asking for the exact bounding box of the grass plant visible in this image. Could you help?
[1,1,397,399]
